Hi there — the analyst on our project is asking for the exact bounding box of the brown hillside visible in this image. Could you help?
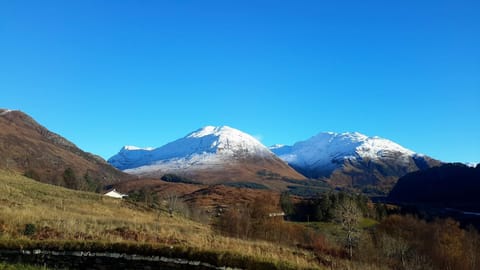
[114,178,281,213]
[137,156,305,191]
[0,109,128,189]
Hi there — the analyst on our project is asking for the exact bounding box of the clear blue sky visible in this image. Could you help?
[1,1,479,163]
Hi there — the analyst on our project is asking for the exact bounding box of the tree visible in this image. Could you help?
[335,197,362,259]
[218,205,252,239]
[465,225,479,270]
[280,192,294,219]
[63,167,77,189]
[355,193,370,216]
[432,218,465,269]
[315,194,334,222]
[24,169,41,181]
[217,195,276,240]
[127,188,159,208]
[375,203,388,220]
[84,172,101,192]
[161,174,196,184]
[166,193,179,217]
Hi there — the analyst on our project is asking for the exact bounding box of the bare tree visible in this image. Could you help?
[166,193,179,217]
[335,197,362,259]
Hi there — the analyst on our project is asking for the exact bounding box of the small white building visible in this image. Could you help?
[104,189,128,199]
[268,212,285,217]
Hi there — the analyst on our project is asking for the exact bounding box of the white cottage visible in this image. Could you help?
[103,189,128,199]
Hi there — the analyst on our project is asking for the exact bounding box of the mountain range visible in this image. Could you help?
[109,125,441,192]
[271,132,441,191]
[108,126,304,189]
[0,109,445,193]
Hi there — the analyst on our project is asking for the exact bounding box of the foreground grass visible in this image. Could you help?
[0,262,50,270]
[0,171,323,269]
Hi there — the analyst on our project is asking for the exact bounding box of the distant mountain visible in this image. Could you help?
[0,109,127,189]
[388,163,480,210]
[465,162,479,168]
[108,126,304,189]
[271,132,441,191]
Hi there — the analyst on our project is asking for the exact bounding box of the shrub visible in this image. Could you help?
[24,224,36,236]
[160,174,198,184]
[63,168,77,189]
[223,182,268,190]
[24,169,41,181]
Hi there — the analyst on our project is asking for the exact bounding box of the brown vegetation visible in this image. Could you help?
[134,157,306,191]
[354,214,480,270]
[114,177,282,213]
[0,170,323,269]
[0,110,128,189]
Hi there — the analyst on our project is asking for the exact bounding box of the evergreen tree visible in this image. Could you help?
[63,167,77,189]
[280,192,294,218]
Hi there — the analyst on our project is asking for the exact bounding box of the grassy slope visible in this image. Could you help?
[0,170,322,269]
[0,262,49,270]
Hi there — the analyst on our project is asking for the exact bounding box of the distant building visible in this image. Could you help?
[268,212,285,217]
[104,189,128,199]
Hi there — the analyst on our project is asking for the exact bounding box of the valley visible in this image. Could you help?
[2,1,478,268]
[1,110,479,270]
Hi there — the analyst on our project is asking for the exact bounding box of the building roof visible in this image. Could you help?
[103,189,128,198]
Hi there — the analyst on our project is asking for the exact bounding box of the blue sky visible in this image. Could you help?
[1,1,479,163]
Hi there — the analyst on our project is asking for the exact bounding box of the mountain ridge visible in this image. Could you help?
[108,125,304,188]
[388,163,480,211]
[0,109,128,189]
[109,125,274,170]
[270,131,441,191]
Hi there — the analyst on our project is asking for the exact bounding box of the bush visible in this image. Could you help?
[63,168,77,189]
[160,174,198,184]
[23,224,36,236]
[223,182,268,190]
[24,169,41,181]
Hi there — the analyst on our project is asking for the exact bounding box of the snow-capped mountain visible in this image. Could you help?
[465,162,479,168]
[271,132,440,190]
[108,126,304,186]
[109,126,273,171]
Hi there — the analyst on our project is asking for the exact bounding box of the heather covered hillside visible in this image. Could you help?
[0,109,128,190]
[0,170,324,269]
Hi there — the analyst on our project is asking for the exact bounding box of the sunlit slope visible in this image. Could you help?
[0,170,322,270]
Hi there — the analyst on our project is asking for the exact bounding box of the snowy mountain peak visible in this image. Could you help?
[269,144,286,150]
[121,145,154,151]
[465,162,479,168]
[187,125,233,138]
[272,131,415,169]
[269,130,440,186]
[0,109,15,116]
[108,126,273,171]
[178,125,270,155]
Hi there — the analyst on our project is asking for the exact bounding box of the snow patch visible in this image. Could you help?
[465,162,479,168]
[269,144,286,150]
[109,126,274,172]
[271,132,416,169]
[0,109,14,116]
[122,145,154,151]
